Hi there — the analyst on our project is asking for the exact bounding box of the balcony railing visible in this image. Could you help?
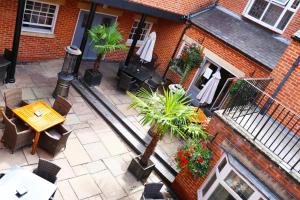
[215,78,300,181]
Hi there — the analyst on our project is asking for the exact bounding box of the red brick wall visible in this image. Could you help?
[266,40,300,115]
[0,0,17,54]
[172,114,300,200]
[0,0,79,61]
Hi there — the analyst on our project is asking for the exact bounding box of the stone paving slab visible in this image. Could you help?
[0,60,166,200]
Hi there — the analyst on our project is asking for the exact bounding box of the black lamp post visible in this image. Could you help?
[53,45,82,98]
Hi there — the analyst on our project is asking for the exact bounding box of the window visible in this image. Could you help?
[244,0,300,33]
[22,0,59,34]
[198,156,267,200]
[126,20,152,46]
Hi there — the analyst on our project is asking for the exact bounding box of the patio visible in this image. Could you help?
[0,59,169,200]
[79,61,183,170]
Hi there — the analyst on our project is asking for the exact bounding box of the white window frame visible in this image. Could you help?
[198,155,267,200]
[22,0,59,34]
[126,20,153,47]
[243,0,300,33]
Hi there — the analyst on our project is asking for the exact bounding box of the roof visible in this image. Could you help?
[128,0,213,15]
[190,6,289,70]
[88,0,184,21]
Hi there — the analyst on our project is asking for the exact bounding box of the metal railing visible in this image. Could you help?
[218,78,300,176]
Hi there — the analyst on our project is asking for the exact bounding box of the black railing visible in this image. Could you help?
[219,78,300,177]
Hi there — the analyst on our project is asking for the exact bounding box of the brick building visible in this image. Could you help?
[1,0,300,199]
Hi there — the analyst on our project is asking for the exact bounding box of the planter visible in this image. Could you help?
[128,155,155,181]
[83,69,102,86]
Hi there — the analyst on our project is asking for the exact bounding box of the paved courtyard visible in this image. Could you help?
[81,61,183,170]
[0,59,168,200]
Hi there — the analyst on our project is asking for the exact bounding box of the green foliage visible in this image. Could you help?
[127,88,207,140]
[170,44,204,84]
[88,23,127,56]
[176,140,212,178]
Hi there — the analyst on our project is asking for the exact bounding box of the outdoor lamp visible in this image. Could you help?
[53,45,81,98]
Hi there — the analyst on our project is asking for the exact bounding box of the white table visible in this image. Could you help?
[0,166,57,200]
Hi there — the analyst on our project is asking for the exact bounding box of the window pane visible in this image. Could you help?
[292,0,300,9]
[273,0,290,5]
[248,0,269,19]
[208,184,235,200]
[41,4,49,12]
[46,17,53,25]
[262,4,284,26]
[202,173,217,196]
[218,158,227,172]
[225,171,254,200]
[31,15,38,23]
[23,14,31,22]
[277,10,293,30]
[34,2,41,11]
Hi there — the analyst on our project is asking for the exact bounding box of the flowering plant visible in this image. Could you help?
[170,44,204,84]
[176,140,211,178]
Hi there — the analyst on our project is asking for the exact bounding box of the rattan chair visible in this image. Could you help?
[39,124,71,156]
[4,88,28,118]
[141,183,165,200]
[1,111,34,153]
[52,95,72,116]
[33,159,61,184]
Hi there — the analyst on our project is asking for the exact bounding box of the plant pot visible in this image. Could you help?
[128,155,155,181]
[83,69,102,86]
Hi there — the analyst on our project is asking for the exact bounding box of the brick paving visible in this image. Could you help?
[0,59,167,200]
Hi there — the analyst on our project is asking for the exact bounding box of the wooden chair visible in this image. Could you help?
[1,111,34,153]
[52,95,72,116]
[33,159,61,184]
[117,72,137,91]
[4,88,28,118]
[39,124,72,156]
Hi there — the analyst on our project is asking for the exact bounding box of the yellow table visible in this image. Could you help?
[13,100,65,155]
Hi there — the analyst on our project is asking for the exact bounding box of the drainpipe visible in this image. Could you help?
[162,21,191,79]
[6,0,26,83]
[262,56,300,112]
[73,3,97,77]
[125,14,146,66]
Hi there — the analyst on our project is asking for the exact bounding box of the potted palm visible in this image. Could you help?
[83,23,126,86]
[127,89,208,180]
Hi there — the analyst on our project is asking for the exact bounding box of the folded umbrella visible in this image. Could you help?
[196,70,222,104]
[136,32,157,63]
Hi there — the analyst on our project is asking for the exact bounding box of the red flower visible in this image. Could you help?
[180,157,188,165]
[202,144,207,150]
[177,151,182,157]
[197,157,204,163]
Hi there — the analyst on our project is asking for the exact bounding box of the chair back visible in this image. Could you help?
[52,95,72,116]
[34,159,61,183]
[2,111,17,134]
[143,183,164,198]
[118,72,135,91]
[4,88,22,109]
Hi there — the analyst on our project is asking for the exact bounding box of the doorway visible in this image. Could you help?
[187,60,235,107]
[72,10,117,60]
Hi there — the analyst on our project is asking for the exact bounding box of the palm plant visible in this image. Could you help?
[128,89,208,167]
[88,23,126,71]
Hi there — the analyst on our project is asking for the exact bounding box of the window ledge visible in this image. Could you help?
[126,39,143,47]
[21,31,55,38]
